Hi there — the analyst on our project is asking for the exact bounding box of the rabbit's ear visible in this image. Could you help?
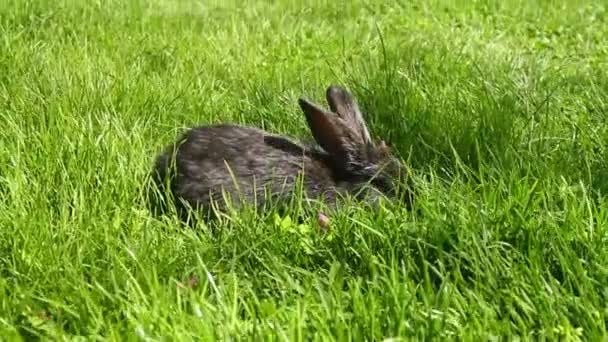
[325,85,372,145]
[298,98,355,158]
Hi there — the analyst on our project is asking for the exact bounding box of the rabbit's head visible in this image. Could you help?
[299,85,409,207]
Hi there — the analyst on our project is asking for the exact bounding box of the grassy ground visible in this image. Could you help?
[1,0,607,340]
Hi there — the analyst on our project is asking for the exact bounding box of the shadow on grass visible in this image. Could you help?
[338,42,608,196]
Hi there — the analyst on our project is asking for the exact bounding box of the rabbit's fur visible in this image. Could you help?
[149,85,408,221]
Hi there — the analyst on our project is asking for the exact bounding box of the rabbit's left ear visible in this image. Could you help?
[298,98,359,161]
[325,85,372,146]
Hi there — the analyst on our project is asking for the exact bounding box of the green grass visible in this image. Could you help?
[1,0,607,340]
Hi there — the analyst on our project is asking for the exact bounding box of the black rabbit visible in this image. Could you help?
[148,85,409,221]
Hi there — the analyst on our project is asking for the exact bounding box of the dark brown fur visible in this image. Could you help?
[148,85,408,221]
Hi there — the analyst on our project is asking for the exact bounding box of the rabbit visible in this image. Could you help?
[148,85,410,222]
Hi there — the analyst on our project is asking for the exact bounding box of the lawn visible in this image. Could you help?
[1,0,607,340]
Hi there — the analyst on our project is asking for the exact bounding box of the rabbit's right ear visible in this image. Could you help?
[298,98,358,159]
[325,85,372,146]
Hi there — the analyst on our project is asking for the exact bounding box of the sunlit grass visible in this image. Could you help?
[0,0,606,339]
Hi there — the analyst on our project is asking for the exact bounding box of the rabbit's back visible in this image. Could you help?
[154,124,338,213]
